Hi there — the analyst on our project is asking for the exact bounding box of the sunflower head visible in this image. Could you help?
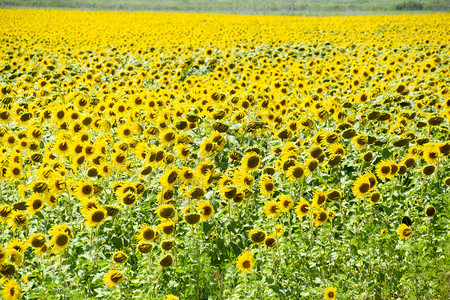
[112,251,128,264]
[103,270,124,288]
[236,250,254,273]
[159,254,173,268]
[324,287,337,300]
[248,229,266,244]
[425,206,436,217]
[397,223,413,240]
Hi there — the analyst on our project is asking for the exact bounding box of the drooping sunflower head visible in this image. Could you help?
[159,253,173,268]
[312,190,326,207]
[8,210,28,230]
[28,233,46,249]
[313,208,328,227]
[137,242,153,254]
[425,206,436,217]
[103,270,124,288]
[184,213,201,226]
[368,190,381,205]
[248,229,266,244]
[112,251,128,264]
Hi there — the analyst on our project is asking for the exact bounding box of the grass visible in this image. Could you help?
[0,0,448,15]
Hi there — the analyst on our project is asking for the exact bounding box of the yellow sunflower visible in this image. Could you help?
[375,160,391,180]
[103,270,124,288]
[197,201,214,221]
[84,206,107,227]
[241,152,261,173]
[264,201,281,218]
[2,279,20,300]
[259,175,275,196]
[324,286,337,300]
[295,199,311,218]
[397,223,412,240]
[236,250,254,273]
[352,175,371,198]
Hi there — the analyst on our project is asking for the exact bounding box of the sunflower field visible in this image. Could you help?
[0,9,449,300]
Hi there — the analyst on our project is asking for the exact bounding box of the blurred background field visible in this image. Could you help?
[0,0,449,15]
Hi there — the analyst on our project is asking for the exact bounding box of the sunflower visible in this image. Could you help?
[375,160,391,179]
[27,193,45,215]
[264,201,281,218]
[28,233,46,249]
[48,224,71,254]
[264,236,276,249]
[184,213,201,225]
[199,137,217,158]
[425,206,436,217]
[421,144,439,164]
[397,223,412,240]
[313,208,328,226]
[179,167,195,185]
[420,165,435,176]
[8,249,23,266]
[84,206,107,227]
[287,163,305,180]
[103,270,124,288]
[305,158,319,174]
[159,253,173,268]
[248,229,266,244]
[352,175,371,198]
[259,175,275,196]
[112,251,128,264]
[175,144,191,161]
[295,199,311,217]
[157,220,175,235]
[136,224,156,242]
[8,210,28,230]
[76,180,94,200]
[368,190,381,205]
[160,238,174,251]
[312,190,326,207]
[166,294,179,300]
[241,152,261,173]
[0,205,12,223]
[324,287,337,300]
[0,246,6,264]
[278,194,294,212]
[197,201,214,221]
[236,250,254,273]
[352,133,368,151]
[137,242,153,254]
[156,204,176,220]
[2,279,20,300]
[160,169,178,188]
[6,164,22,180]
